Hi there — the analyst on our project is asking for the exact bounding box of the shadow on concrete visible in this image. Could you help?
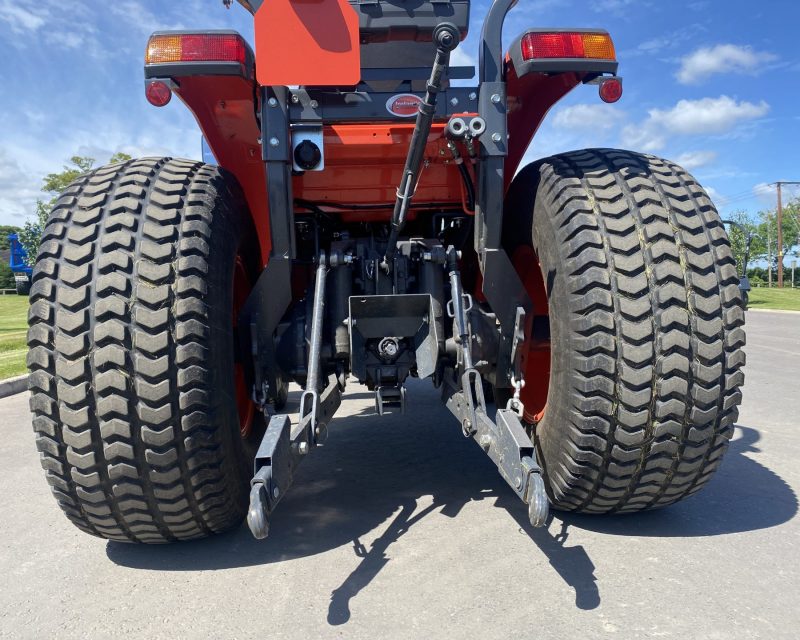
[107,381,796,622]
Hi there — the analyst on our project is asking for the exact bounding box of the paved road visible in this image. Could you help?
[1,311,797,639]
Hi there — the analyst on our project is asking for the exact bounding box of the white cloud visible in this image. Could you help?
[0,1,47,32]
[0,150,43,224]
[622,95,769,151]
[752,182,777,205]
[676,44,778,84]
[704,186,725,206]
[673,150,718,171]
[551,104,626,132]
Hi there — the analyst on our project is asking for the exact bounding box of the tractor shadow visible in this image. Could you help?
[107,381,796,623]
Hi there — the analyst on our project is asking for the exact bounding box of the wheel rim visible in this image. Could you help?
[511,245,551,423]
[232,255,256,438]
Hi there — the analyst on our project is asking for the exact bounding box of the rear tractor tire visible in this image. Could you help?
[505,149,745,514]
[27,157,261,543]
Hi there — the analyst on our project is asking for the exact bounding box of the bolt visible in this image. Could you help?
[478,433,492,448]
[298,441,309,455]
[468,92,477,101]
[515,476,522,489]
[491,132,502,142]
[291,94,300,104]
[491,93,501,104]
[268,97,278,108]
[269,137,279,147]
[272,486,280,499]
[450,97,459,107]
[310,100,319,109]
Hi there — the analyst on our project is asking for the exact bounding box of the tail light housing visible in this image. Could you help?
[146,33,247,65]
[521,31,616,61]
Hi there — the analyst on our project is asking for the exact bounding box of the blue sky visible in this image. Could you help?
[1,0,799,227]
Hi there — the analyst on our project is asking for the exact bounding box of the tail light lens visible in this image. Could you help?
[521,32,616,60]
[145,80,172,107]
[599,78,623,103]
[146,33,247,65]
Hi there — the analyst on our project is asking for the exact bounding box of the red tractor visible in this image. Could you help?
[27,0,745,543]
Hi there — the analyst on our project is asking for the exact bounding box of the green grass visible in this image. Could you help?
[0,295,29,380]
[747,287,800,312]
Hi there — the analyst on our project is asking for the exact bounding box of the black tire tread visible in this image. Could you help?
[27,157,250,542]
[515,148,745,513]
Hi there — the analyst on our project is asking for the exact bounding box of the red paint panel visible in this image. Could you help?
[294,123,463,218]
[511,245,550,423]
[504,62,583,185]
[172,75,271,266]
[255,0,361,86]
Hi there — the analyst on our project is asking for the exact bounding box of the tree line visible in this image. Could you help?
[724,198,800,285]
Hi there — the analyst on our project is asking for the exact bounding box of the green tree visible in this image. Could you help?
[0,261,15,289]
[722,210,759,275]
[0,225,22,251]
[18,153,132,265]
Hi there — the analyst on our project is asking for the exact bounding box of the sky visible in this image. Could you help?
[1,0,799,228]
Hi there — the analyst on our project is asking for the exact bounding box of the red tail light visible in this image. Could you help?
[521,32,616,60]
[146,33,247,65]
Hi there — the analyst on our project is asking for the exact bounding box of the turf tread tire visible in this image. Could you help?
[505,149,745,514]
[27,157,255,542]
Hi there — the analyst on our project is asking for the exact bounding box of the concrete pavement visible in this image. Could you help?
[0,310,797,639]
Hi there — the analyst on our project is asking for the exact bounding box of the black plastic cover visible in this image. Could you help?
[349,0,470,43]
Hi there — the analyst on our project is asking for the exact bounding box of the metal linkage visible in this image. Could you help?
[381,23,460,272]
[443,249,548,527]
[445,387,549,528]
[445,247,485,437]
[247,253,342,539]
[300,253,328,436]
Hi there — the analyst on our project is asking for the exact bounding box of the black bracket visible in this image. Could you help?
[247,376,342,540]
[445,386,548,527]
[247,414,293,539]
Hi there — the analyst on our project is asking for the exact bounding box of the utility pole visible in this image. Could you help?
[767,228,772,287]
[772,181,800,288]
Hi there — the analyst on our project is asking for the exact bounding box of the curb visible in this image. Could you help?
[0,374,28,399]
[746,308,800,315]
